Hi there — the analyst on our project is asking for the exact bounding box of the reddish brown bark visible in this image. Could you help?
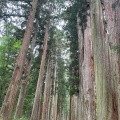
[0,0,38,119]
[77,9,96,119]
[41,58,52,120]
[30,21,49,120]
[15,59,32,118]
[104,0,120,119]
[82,9,96,120]
[15,32,37,119]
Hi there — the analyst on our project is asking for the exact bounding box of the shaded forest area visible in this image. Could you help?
[0,0,120,120]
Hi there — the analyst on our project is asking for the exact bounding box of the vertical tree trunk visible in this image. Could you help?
[76,95,79,120]
[50,58,58,120]
[54,79,58,120]
[14,32,37,119]
[46,58,54,120]
[91,0,107,119]
[77,9,96,119]
[118,84,120,120]
[0,0,38,119]
[77,13,84,120]
[46,95,52,120]
[104,0,120,119]
[69,95,77,120]
[41,58,52,120]
[82,9,96,120]
[30,21,49,120]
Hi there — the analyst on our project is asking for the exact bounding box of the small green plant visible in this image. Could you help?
[13,116,29,120]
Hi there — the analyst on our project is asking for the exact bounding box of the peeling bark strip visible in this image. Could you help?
[30,21,49,120]
[0,0,38,119]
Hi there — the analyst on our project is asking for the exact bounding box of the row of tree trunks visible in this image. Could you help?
[14,31,37,119]
[30,21,49,120]
[0,0,38,119]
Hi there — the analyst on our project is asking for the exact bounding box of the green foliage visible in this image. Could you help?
[0,23,21,107]
[62,1,81,95]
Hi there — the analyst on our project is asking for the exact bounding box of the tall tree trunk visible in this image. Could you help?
[76,95,79,120]
[41,57,52,120]
[104,0,120,119]
[46,94,52,120]
[91,0,107,119]
[30,21,49,120]
[50,58,58,120]
[46,57,54,120]
[0,0,38,119]
[118,84,120,120]
[77,13,84,120]
[69,95,77,120]
[14,32,37,119]
[77,9,96,119]
[82,9,96,120]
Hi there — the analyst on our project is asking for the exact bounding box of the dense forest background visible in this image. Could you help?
[0,0,120,120]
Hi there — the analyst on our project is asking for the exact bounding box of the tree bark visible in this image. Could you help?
[77,13,84,120]
[0,0,38,119]
[77,9,96,119]
[69,95,77,120]
[91,0,107,119]
[14,32,37,119]
[50,57,58,120]
[30,21,49,120]
[118,84,120,120]
[104,0,120,119]
[41,58,52,120]
[82,9,96,120]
